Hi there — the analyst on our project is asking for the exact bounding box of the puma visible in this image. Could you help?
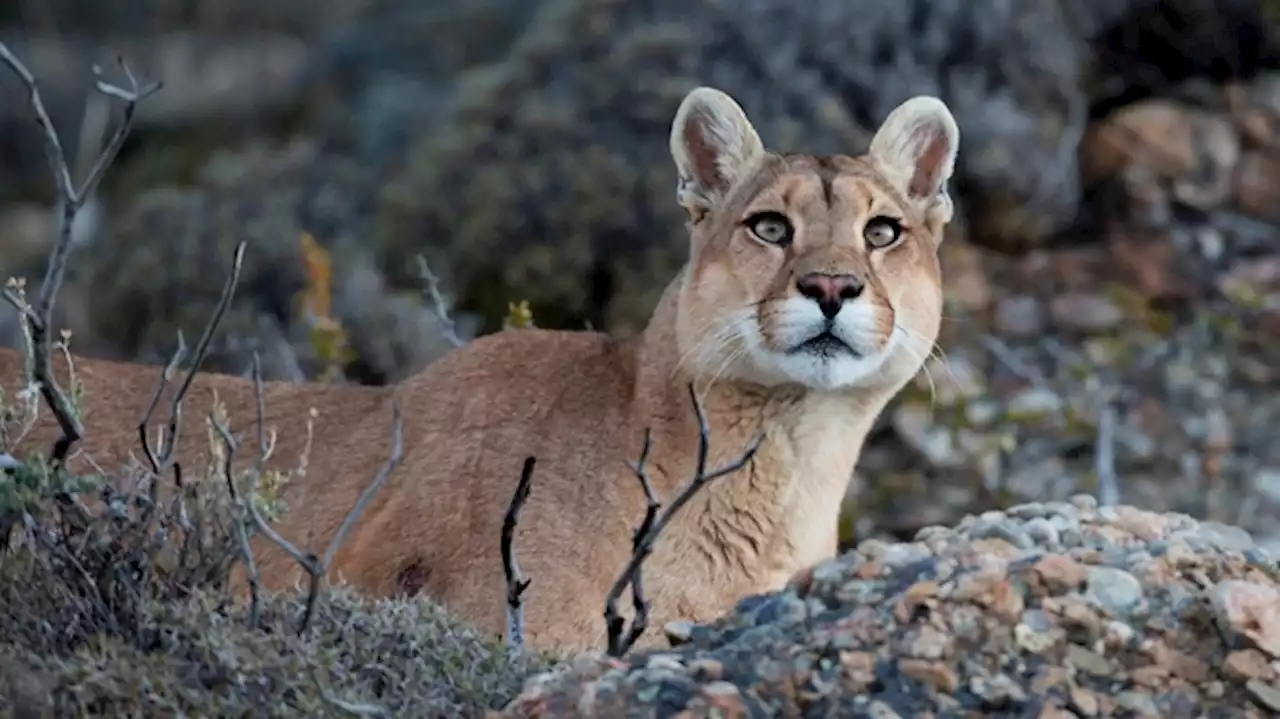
[0,86,959,652]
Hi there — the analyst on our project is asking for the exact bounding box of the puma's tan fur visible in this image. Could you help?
[0,87,959,652]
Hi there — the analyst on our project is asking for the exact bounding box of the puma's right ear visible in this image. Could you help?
[869,96,960,206]
[670,86,764,220]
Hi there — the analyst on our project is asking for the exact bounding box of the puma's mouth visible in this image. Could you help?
[788,331,858,358]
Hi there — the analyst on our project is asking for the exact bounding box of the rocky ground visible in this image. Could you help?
[500,497,1280,717]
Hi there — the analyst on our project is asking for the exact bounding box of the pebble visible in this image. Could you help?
[969,519,1034,549]
[1024,517,1061,546]
[1006,387,1064,418]
[1049,293,1125,332]
[663,620,694,647]
[1007,502,1052,520]
[891,404,961,468]
[1195,521,1257,552]
[1256,468,1280,505]
[1208,581,1280,657]
[644,654,684,673]
[1224,649,1274,682]
[993,295,1045,337]
[1114,690,1159,716]
[1085,566,1145,616]
[1247,679,1280,712]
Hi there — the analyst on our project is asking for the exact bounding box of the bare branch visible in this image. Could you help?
[604,385,764,657]
[0,44,162,465]
[0,44,76,207]
[137,242,246,477]
[415,255,463,348]
[605,429,659,656]
[979,333,1047,388]
[251,353,268,469]
[244,400,404,635]
[500,457,535,650]
[137,332,188,474]
[209,411,261,628]
[1095,400,1119,508]
[320,404,404,570]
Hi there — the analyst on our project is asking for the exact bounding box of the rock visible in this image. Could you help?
[1048,292,1125,333]
[1006,387,1065,419]
[1233,150,1280,222]
[1081,99,1242,212]
[1257,468,1280,505]
[891,404,961,469]
[1209,581,1280,658]
[1085,566,1145,617]
[993,295,1045,337]
[1081,100,1202,184]
[1224,649,1275,682]
[1032,554,1088,594]
[663,620,694,647]
[1247,679,1280,713]
[1196,522,1257,553]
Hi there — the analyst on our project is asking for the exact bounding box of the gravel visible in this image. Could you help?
[500,495,1280,717]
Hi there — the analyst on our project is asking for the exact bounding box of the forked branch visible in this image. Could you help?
[500,457,535,649]
[603,385,764,657]
[242,398,405,635]
[137,241,247,479]
[0,44,162,465]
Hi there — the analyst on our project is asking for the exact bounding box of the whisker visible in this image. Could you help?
[701,342,748,397]
[893,329,938,408]
[896,323,957,378]
[674,308,752,380]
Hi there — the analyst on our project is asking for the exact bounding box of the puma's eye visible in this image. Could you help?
[745,212,794,246]
[864,216,903,249]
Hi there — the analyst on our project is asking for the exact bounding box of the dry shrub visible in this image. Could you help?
[0,364,557,718]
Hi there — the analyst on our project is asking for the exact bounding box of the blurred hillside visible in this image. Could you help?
[0,0,1277,548]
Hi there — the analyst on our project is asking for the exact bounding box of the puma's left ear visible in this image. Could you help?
[868,96,959,206]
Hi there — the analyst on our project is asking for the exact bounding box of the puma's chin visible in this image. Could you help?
[766,333,896,391]
[739,301,901,392]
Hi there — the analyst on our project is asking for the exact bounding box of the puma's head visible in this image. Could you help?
[668,87,959,393]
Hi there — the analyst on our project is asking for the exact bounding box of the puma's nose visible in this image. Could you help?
[796,273,864,319]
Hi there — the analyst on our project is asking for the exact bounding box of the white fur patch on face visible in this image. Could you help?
[740,297,902,391]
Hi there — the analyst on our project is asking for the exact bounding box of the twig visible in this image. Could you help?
[0,45,161,465]
[603,385,764,657]
[137,332,188,474]
[209,411,261,627]
[1094,400,1119,507]
[500,457,535,649]
[415,255,463,348]
[979,334,1048,388]
[138,242,247,477]
[244,401,404,635]
[615,430,659,652]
